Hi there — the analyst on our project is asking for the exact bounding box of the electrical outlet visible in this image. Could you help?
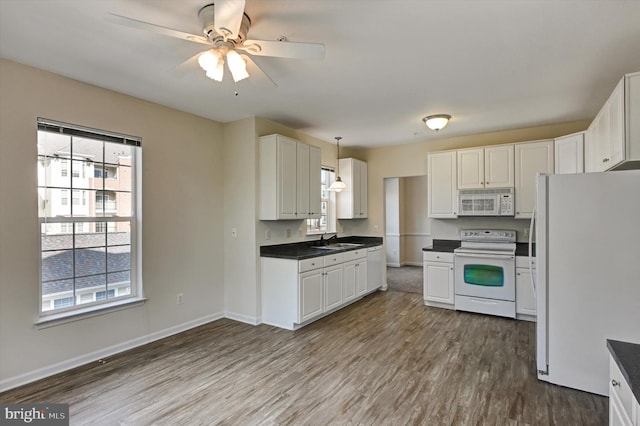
[286,228,291,238]
[523,228,529,238]
[177,293,184,305]
[298,228,303,236]
[231,228,238,238]
[265,229,271,240]
[373,225,379,233]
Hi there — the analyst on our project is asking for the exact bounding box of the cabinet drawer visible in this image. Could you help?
[516,256,536,268]
[299,257,323,273]
[342,248,367,262]
[423,251,454,263]
[323,253,344,267]
[610,356,634,418]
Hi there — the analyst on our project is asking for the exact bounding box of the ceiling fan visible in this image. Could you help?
[109,0,325,87]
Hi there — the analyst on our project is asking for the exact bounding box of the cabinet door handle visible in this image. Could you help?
[450,267,453,271]
[611,379,620,387]
[517,272,521,276]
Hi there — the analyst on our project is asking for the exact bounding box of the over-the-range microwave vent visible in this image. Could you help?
[458,188,514,196]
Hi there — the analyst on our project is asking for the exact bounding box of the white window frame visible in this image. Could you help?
[36,118,144,328]
[307,167,336,235]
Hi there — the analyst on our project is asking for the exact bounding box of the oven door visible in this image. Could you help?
[454,252,515,301]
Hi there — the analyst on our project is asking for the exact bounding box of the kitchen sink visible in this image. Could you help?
[311,242,365,250]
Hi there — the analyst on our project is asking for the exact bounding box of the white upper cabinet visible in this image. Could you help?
[585,72,640,172]
[515,140,554,219]
[427,151,457,218]
[297,143,321,219]
[457,145,514,189]
[485,145,515,188]
[259,134,321,220]
[337,158,368,219]
[457,148,484,189]
[555,132,584,174]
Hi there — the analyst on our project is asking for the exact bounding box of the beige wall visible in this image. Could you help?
[345,121,590,242]
[0,59,225,388]
[222,117,259,323]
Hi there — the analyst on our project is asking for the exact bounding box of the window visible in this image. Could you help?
[37,118,141,316]
[307,167,336,234]
[60,159,68,177]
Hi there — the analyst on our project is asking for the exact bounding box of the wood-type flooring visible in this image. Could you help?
[0,291,607,425]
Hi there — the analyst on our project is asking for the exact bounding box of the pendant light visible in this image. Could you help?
[329,136,348,192]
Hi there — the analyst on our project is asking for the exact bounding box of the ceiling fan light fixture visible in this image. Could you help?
[226,50,249,82]
[205,59,224,81]
[423,114,452,131]
[198,49,220,72]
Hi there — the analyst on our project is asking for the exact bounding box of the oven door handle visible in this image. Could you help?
[454,253,515,260]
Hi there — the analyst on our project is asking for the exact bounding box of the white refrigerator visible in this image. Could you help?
[535,170,640,396]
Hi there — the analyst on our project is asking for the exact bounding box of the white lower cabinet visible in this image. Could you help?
[262,247,373,330]
[343,261,357,302]
[609,355,636,426]
[516,256,536,321]
[423,251,454,308]
[299,269,323,323]
[323,263,343,311]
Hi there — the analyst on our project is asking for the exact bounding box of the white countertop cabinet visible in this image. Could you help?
[262,247,374,330]
[609,355,635,426]
[423,251,454,309]
[515,256,536,321]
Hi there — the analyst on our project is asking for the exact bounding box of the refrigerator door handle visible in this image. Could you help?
[535,173,549,376]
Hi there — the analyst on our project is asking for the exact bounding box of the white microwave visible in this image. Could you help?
[458,188,514,216]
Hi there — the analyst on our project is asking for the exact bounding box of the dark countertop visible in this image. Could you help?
[607,339,640,403]
[260,236,383,260]
[422,239,460,253]
[422,239,536,257]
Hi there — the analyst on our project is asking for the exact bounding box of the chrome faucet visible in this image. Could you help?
[319,232,338,245]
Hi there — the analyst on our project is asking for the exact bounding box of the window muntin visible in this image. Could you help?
[37,119,140,315]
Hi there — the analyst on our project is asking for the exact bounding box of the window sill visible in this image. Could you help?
[35,297,147,329]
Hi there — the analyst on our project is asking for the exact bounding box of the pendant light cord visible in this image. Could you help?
[335,136,342,176]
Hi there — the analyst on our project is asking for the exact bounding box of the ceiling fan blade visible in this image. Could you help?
[242,55,277,88]
[107,13,210,46]
[239,39,325,60]
[174,51,205,77]
[214,0,246,40]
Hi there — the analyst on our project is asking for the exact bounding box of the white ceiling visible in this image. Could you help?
[1,0,640,148]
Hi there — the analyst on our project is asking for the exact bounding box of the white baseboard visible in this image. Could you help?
[401,261,423,267]
[0,311,224,393]
[224,311,261,325]
[387,262,401,267]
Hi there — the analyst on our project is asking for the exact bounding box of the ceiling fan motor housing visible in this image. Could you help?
[197,3,251,44]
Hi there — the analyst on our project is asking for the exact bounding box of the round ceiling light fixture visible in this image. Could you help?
[422,114,452,131]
